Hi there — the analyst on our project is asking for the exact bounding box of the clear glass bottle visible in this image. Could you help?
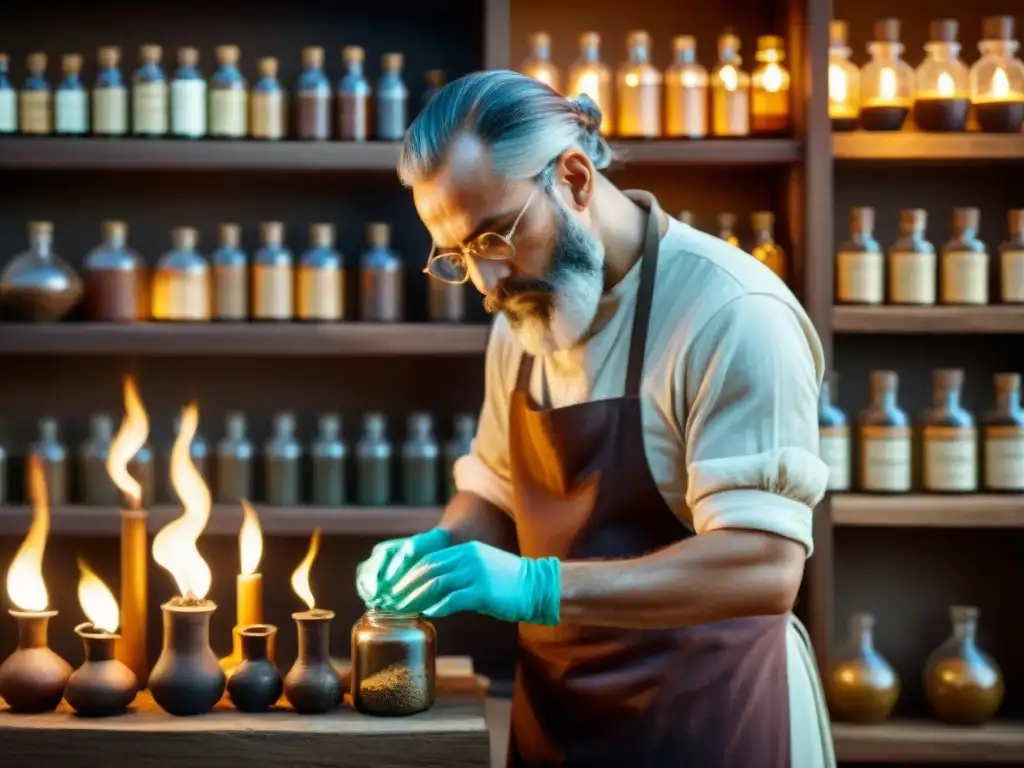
[151,227,210,321]
[30,417,68,506]
[913,19,970,132]
[444,414,476,502]
[827,613,900,723]
[924,606,1004,725]
[664,36,707,139]
[711,32,750,137]
[828,20,859,132]
[297,223,344,321]
[983,373,1024,492]
[970,16,1024,133]
[216,412,253,504]
[82,220,147,322]
[422,69,446,109]
[920,369,977,493]
[941,207,988,306]
[132,44,168,137]
[312,413,347,507]
[360,223,403,322]
[338,46,370,142]
[212,223,248,321]
[0,221,82,323]
[55,53,87,135]
[265,412,301,506]
[80,413,119,506]
[749,212,787,282]
[350,609,436,715]
[251,57,285,141]
[888,209,936,306]
[357,412,392,506]
[751,35,791,135]
[93,46,127,137]
[819,373,850,492]
[297,46,331,140]
[617,30,662,138]
[210,45,247,139]
[20,52,51,135]
[377,53,408,141]
[999,209,1024,303]
[858,370,911,493]
[0,53,15,134]
[520,32,560,93]
[836,207,883,305]
[859,19,914,131]
[252,221,293,321]
[171,47,206,139]
[717,212,740,248]
[402,413,439,506]
[677,210,695,228]
[568,33,613,135]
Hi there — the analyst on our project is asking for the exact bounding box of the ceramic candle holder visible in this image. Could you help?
[283,610,342,714]
[0,609,72,714]
[227,624,282,713]
[64,622,138,717]
[149,599,226,716]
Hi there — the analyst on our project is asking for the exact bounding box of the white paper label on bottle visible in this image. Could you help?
[210,89,247,137]
[984,426,1024,491]
[618,85,661,138]
[157,274,209,320]
[667,87,707,139]
[860,427,911,492]
[0,89,17,132]
[54,89,87,134]
[297,266,343,320]
[253,265,293,319]
[171,79,207,137]
[837,251,884,304]
[941,250,989,305]
[1001,249,1024,303]
[213,264,248,320]
[889,250,937,305]
[714,89,749,136]
[819,426,851,491]
[133,81,168,135]
[93,87,127,134]
[251,91,284,139]
[923,426,977,491]
[19,90,50,134]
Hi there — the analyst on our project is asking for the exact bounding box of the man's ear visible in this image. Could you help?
[554,149,595,211]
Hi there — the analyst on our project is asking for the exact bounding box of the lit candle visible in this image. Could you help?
[221,498,274,673]
[859,18,913,132]
[968,15,1024,133]
[913,20,970,132]
[828,20,860,131]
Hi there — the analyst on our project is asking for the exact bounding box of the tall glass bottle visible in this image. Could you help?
[80,413,119,506]
[0,54,15,134]
[357,412,392,506]
[828,20,859,132]
[297,46,331,140]
[422,69,446,108]
[93,46,127,137]
[716,213,739,248]
[171,47,206,139]
[924,606,1004,725]
[133,45,168,137]
[858,370,911,493]
[616,30,661,139]
[983,373,1024,492]
[836,207,883,306]
[1000,209,1024,304]
[265,412,301,506]
[888,209,936,306]
[210,45,247,139]
[20,52,51,135]
[751,35,791,135]
[30,417,67,506]
[567,33,613,135]
[297,223,344,321]
[920,369,977,493]
[377,53,408,141]
[83,220,147,322]
[211,223,248,321]
[520,33,560,93]
[252,221,293,321]
[914,20,970,132]
[312,413,346,507]
[749,212,787,282]
[250,57,285,141]
[359,223,403,322]
[711,32,749,137]
[827,613,900,723]
[941,207,988,306]
[859,19,914,131]
[818,374,850,492]
[1,221,82,323]
[216,412,253,504]
[444,414,476,501]
[151,227,210,321]
[402,413,439,506]
[338,46,370,142]
[55,54,87,135]
[664,36,707,139]
[969,16,1024,133]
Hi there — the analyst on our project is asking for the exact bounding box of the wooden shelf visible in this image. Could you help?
[833,719,1024,763]
[0,504,443,537]
[831,494,1024,529]
[834,132,1024,162]
[0,323,491,356]
[608,139,801,166]
[833,306,1024,334]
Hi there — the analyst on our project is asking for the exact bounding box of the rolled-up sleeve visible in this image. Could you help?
[680,293,827,555]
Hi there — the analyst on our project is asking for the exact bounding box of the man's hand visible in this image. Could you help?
[355,528,451,608]
[386,541,561,625]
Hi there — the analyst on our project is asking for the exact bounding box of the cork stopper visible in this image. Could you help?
[899,208,927,233]
[408,411,434,434]
[139,44,162,63]
[102,220,128,242]
[529,32,552,50]
[757,35,785,56]
[933,368,964,390]
[850,207,875,234]
[677,210,695,226]
[258,57,278,78]
[273,411,296,435]
[952,207,980,234]
[62,54,83,74]
[218,223,241,247]
[1009,209,1024,235]
[214,45,240,66]
[750,211,774,233]
[627,30,652,50]
[929,19,959,43]
[579,32,601,49]
[982,16,1015,41]
[995,372,1021,394]
[343,46,365,65]
[950,605,980,624]
[28,220,53,237]
[310,223,335,248]
[363,411,387,437]
[171,227,198,250]
[26,52,47,73]
[366,222,391,248]
[673,35,696,53]
[869,370,899,394]
[873,19,901,44]
[426,69,446,87]
[381,53,403,71]
[317,412,340,439]
[830,20,849,47]
[225,412,247,439]
[260,221,284,245]
[717,212,737,230]
[302,46,325,69]
[98,46,121,68]
[717,32,741,57]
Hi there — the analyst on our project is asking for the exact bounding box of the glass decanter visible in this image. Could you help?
[859,18,914,131]
[828,20,859,131]
[970,15,1024,133]
[913,19,970,132]
[0,221,82,322]
[827,613,900,723]
[924,606,1004,725]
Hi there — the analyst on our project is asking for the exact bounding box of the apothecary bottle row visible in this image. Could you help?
[518,30,792,139]
[829,14,1024,133]
[835,207,1024,306]
[680,209,789,284]
[0,44,444,142]
[818,370,1024,494]
[0,410,477,509]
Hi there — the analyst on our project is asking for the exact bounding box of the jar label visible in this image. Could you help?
[819,426,850,491]
[171,79,206,137]
[297,265,344,320]
[213,264,248,320]
[860,426,911,492]
[19,90,50,134]
[713,88,749,136]
[941,250,989,305]
[984,426,1024,491]
[618,84,661,138]
[153,273,210,320]
[210,89,247,137]
[837,251,884,304]
[133,81,168,135]
[666,86,707,139]
[889,250,937,304]
[923,426,977,491]
[251,91,285,139]
[55,89,87,134]
[253,264,293,319]
[0,89,15,132]
[1001,249,1024,303]
[93,87,127,134]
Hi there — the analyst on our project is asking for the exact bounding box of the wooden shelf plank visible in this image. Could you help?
[833,306,1024,334]
[831,494,1024,529]
[834,132,1024,162]
[833,719,1024,763]
[0,323,491,356]
[608,139,801,166]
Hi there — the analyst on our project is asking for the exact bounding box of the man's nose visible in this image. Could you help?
[468,256,512,295]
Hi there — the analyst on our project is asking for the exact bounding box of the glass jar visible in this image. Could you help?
[751,35,791,135]
[55,53,87,135]
[132,44,168,137]
[31,416,69,506]
[828,21,859,131]
[888,209,936,306]
[999,209,1024,304]
[171,47,206,139]
[377,53,408,141]
[617,30,661,138]
[297,223,344,321]
[982,373,1024,492]
[920,369,977,493]
[83,220,147,322]
[265,411,301,506]
[250,57,285,141]
[359,223,403,322]
[711,32,750,137]
[520,32,560,93]
[402,412,439,506]
[827,613,900,723]
[924,606,1004,725]
[216,412,253,505]
[252,221,294,321]
[970,16,1024,133]
[664,36,707,139]
[1,221,82,322]
[151,227,210,321]
[209,45,246,139]
[351,610,436,716]
[859,19,914,131]
[819,374,850,492]
[20,52,51,135]
[941,207,988,305]
[93,46,127,137]
[836,207,883,305]
[338,46,370,142]
[567,33,613,135]
[858,370,911,493]
[914,20,970,132]
[357,412,392,506]
[211,223,248,321]
[297,46,331,140]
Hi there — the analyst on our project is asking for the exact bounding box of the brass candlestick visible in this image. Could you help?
[65,622,137,717]
[0,609,71,713]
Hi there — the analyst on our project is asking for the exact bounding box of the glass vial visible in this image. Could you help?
[970,16,1024,133]
[914,20,970,132]
[216,412,253,505]
[749,212,787,282]
[93,46,127,137]
[338,46,370,142]
[428,277,466,323]
[617,30,661,139]
[265,412,301,506]
[717,212,740,248]
[212,223,248,321]
[133,44,168,137]
[20,52,51,135]
[712,32,750,137]
[921,369,977,493]
[357,412,392,506]
[568,33,613,135]
[312,413,347,506]
[859,19,914,131]
[297,46,331,140]
[819,374,850,492]
[521,32,560,93]
[422,69,446,108]
[751,35,791,135]
[858,370,911,493]
[941,207,989,305]
[152,227,210,321]
[80,413,119,506]
[983,373,1024,492]
[83,220,147,322]
[1000,209,1024,303]
[836,207,884,305]
[251,57,285,141]
[297,223,344,321]
[55,54,87,135]
[829,21,860,132]
[30,417,67,506]
[359,223,403,322]
[444,414,476,502]
[252,221,294,321]
[402,413,439,506]
[171,47,206,139]
[664,36,707,139]
[0,54,15,134]
[888,209,937,305]
[377,53,408,141]
[210,45,247,139]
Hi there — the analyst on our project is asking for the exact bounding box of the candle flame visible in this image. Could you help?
[937,72,956,97]
[106,376,150,508]
[720,65,738,91]
[829,64,848,101]
[879,67,897,100]
[77,558,119,633]
[991,68,1010,99]
[239,499,263,576]
[152,403,212,601]
[6,457,50,612]
[291,529,322,611]
[762,63,783,93]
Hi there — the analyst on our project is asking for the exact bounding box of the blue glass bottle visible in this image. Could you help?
[211,223,248,321]
[359,222,403,322]
[93,45,127,137]
[251,57,284,140]
[818,373,850,492]
[20,52,51,135]
[857,370,911,493]
[171,47,206,139]
[338,45,370,141]
[982,373,1024,492]
[297,46,331,140]
[210,45,247,139]
[0,53,16,134]
[920,368,977,493]
[377,52,408,140]
[55,53,88,135]
[133,44,168,137]
[297,223,343,321]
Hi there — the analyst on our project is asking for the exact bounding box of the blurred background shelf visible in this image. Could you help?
[832,307,1024,334]
[833,133,1024,162]
[832,719,1024,763]
[831,495,1024,529]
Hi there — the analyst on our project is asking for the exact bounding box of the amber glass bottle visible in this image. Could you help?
[924,606,1004,725]
[827,613,900,723]
[748,211,787,282]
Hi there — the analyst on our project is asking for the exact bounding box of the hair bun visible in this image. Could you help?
[572,93,603,134]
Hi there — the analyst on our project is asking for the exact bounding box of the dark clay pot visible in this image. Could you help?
[228,624,282,713]
[149,601,226,716]
[283,610,342,714]
[0,610,72,714]
[64,622,138,717]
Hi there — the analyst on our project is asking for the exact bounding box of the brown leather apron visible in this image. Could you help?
[506,195,792,767]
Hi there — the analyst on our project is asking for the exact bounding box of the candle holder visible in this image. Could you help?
[970,16,1024,133]
[149,598,226,716]
[64,622,137,717]
[227,624,282,712]
[283,609,342,714]
[0,609,72,714]
[913,20,970,132]
[859,18,915,131]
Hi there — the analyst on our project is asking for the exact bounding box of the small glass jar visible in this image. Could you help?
[20,52,51,135]
[83,220,147,322]
[55,54,87,135]
[210,45,247,139]
[982,373,1024,492]
[924,606,1004,725]
[970,16,1024,133]
[211,223,248,321]
[297,46,331,140]
[252,221,294,321]
[859,19,914,131]
[858,370,911,493]
[836,207,884,305]
[359,223,403,322]
[888,209,936,306]
[829,21,859,131]
[999,209,1024,304]
[351,610,436,716]
[250,57,285,141]
[132,44,168,137]
[711,32,750,137]
[914,20,970,132]
[567,33,613,135]
[151,227,210,321]
[297,223,344,321]
[920,368,977,493]
[377,53,408,141]
[827,613,900,723]
[520,32,560,93]
[338,46,371,142]
[171,47,206,139]
[819,373,850,492]
[940,207,988,306]
[751,35,791,135]
[664,35,707,139]
[617,30,662,138]
[1,221,82,322]
[93,46,127,137]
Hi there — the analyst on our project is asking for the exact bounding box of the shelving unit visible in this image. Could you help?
[833,719,1024,763]
[834,132,1024,162]
[833,307,1024,334]
[831,494,1024,529]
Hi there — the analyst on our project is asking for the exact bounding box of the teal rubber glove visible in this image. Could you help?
[386,541,561,625]
[356,528,451,609]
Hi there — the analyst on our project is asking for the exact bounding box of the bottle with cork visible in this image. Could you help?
[836,207,884,305]
[297,46,331,140]
[422,69,446,109]
[211,223,248,321]
[567,33,613,135]
[616,30,662,139]
[999,210,1024,303]
[210,45,247,139]
[297,223,344,321]
[338,46,370,142]
[888,209,936,305]
[444,414,476,502]
[717,213,740,248]
[711,32,750,137]
[377,53,408,141]
[859,19,914,131]
[982,373,1024,492]
[133,45,168,137]
[20,52,51,135]
[818,373,850,492]
[171,47,206,139]
[360,223,403,322]
[82,220,148,322]
[30,417,67,506]
[664,36,707,139]
[751,35,791,135]
[312,413,347,507]
[969,16,1024,133]
[151,227,211,321]
[748,212,787,282]
[402,413,439,506]
[357,412,392,506]
[520,32,561,93]
[858,371,911,493]
[914,20,970,132]
[0,54,15,134]
[252,221,293,321]
[941,207,989,306]
[93,46,127,137]
[55,54,87,135]
[920,369,977,493]
[251,57,285,140]
[265,412,302,506]
[80,413,119,506]
[828,21,859,132]
[216,412,253,504]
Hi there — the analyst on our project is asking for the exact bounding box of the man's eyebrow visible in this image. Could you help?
[435,211,516,252]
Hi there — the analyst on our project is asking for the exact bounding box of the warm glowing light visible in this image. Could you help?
[571,72,599,101]
[879,68,897,101]
[682,70,701,89]
[106,376,150,508]
[990,68,1010,99]
[6,457,50,612]
[829,65,848,102]
[77,558,119,633]
[720,66,738,91]
[937,72,956,97]
[152,403,213,600]
[239,499,263,576]
[624,72,639,88]
[532,70,555,88]
[291,529,322,611]
[762,63,784,93]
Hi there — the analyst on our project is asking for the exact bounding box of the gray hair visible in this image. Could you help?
[397,70,614,187]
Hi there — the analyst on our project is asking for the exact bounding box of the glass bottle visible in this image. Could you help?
[836,207,884,306]
[250,57,284,141]
[360,223,403,322]
[711,32,750,137]
[520,32,560,93]
[677,210,695,227]
[924,606,1004,725]
[749,212,787,282]
[568,33,613,135]
[402,413,439,506]
[252,221,293,321]
[30,417,67,506]
[828,20,859,132]
[858,370,911,493]
[171,47,206,139]
[751,35,791,135]
[914,20,970,132]
[212,223,248,321]
[83,220,147,322]
[132,44,168,137]
[982,373,1024,492]
[210,45,247,139]
[377,53,408,141]
[941,207,989,306]
[444,414,476,501]
[920,369,977,493]
[151,227,210,321]
[312,413,347,506]
[297,46,331,140]
[970,16,1024,133]
[298,223,344,322]
[216,412,253,505]
[127,439,155,509]
[827,613,900,723]
[162,416,210,502]
[422,69,446,109]
[617,30,661,139]
[888,209,936,306]
[265,412,301,506]
[716,213,740,247]
[351,609,436,716]
[357,412,392,506]
[80,413,119,506]
[1000,209,1024,303]
[664,36,707,139]
[20,52,51,135]
[338,46,370,142]
[818,374,850,492]
[55,54,87,135]
[859,19,914,131]
[0,221,83,323]
[93,46,127,137]
[0,53,15,134]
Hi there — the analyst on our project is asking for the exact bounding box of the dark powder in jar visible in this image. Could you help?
[358,664,431,715]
